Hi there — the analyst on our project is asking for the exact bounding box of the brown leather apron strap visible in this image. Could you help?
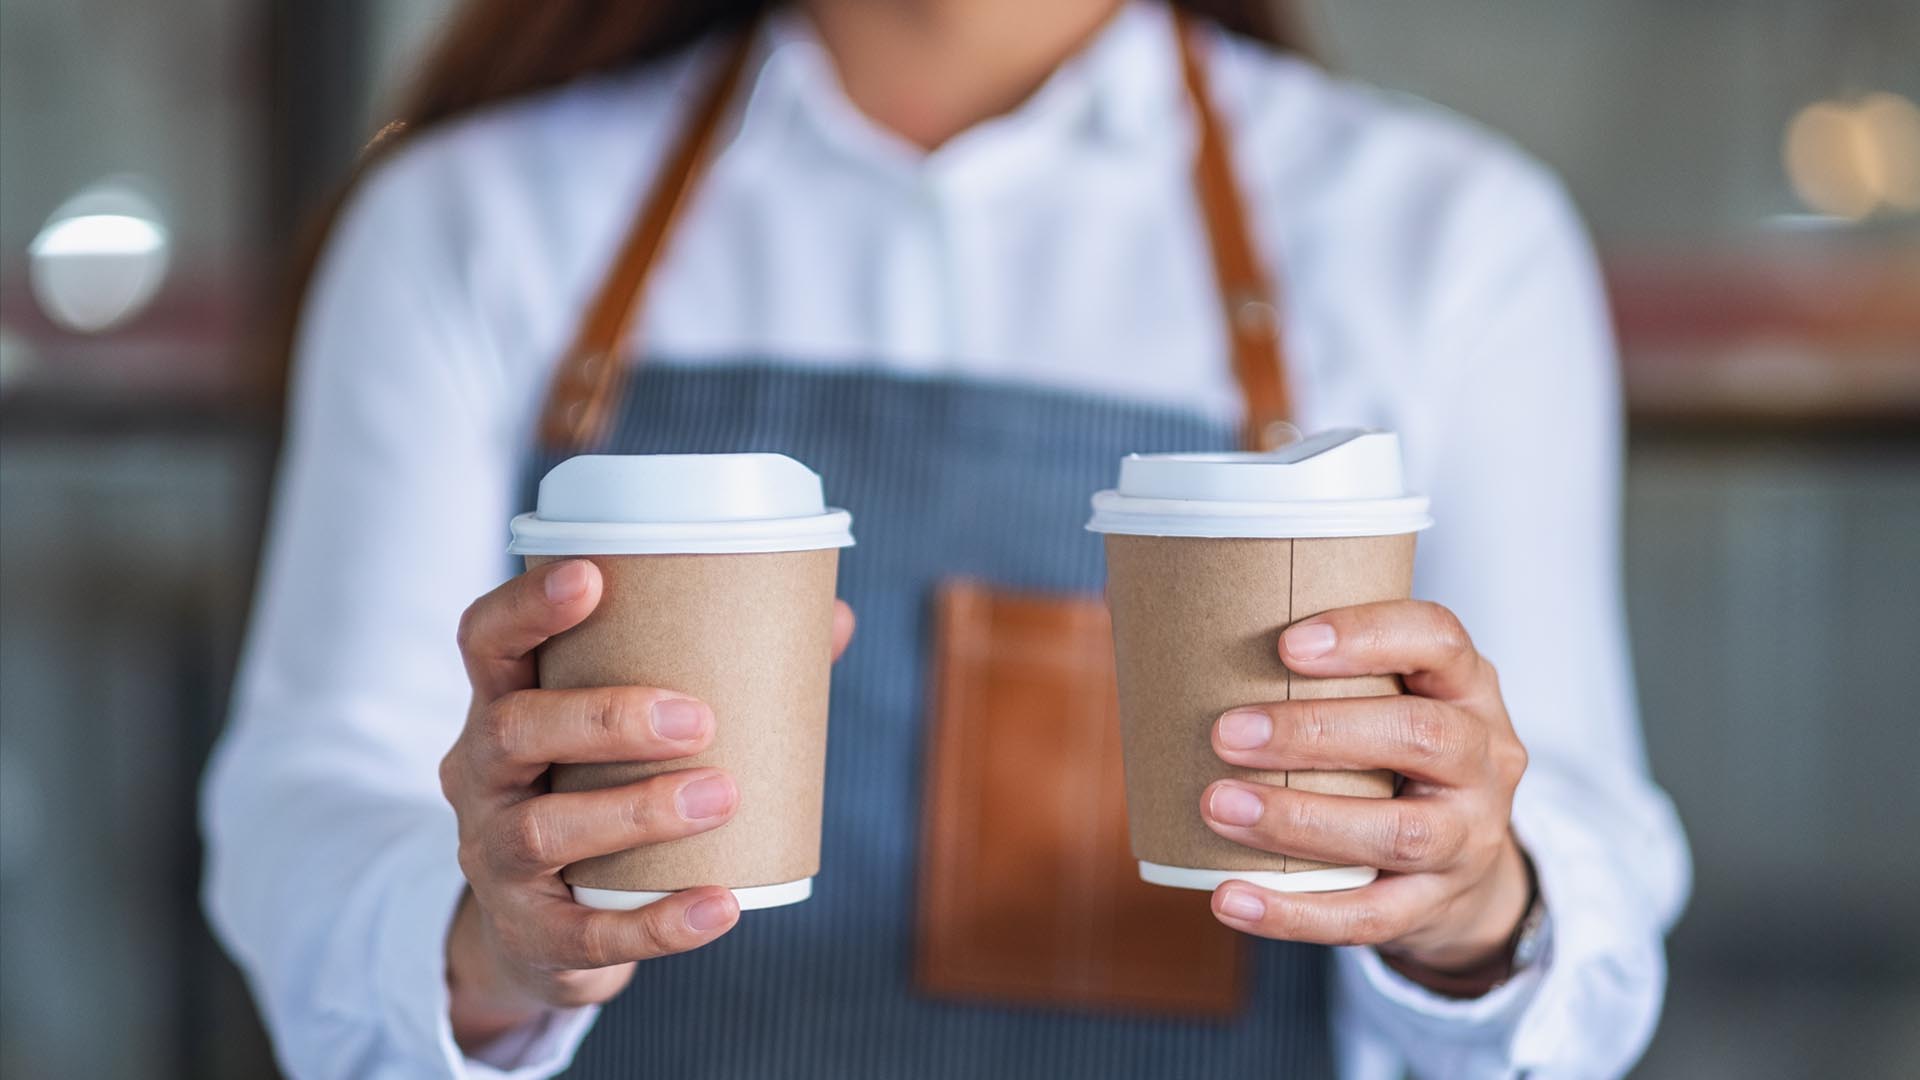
[1174,11,1295,451]
[536,28,759,450]
[538,12,1294,453]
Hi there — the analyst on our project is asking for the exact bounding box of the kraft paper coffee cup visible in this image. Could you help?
[1088,429,1432,894]
[508,454,853,911]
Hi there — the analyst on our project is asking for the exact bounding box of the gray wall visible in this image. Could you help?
[1625,434,1920,1077]
[1310,0,1920,242]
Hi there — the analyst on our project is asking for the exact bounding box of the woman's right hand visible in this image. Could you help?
[439,558,853,1049]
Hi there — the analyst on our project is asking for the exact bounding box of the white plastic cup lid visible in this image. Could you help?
[1086,428,1432,539]
[509,454,855,555]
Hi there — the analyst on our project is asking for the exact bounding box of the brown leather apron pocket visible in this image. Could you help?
[914,580,1246,1015]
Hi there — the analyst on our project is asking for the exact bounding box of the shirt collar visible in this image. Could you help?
[721,1,1186,176]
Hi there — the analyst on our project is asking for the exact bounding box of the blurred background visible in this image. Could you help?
[1,1,1915,1076]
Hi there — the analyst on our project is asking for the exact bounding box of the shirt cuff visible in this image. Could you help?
[464,1008,602,1078]
[372,816,600,1078]
[1500,776,1676,1074]
[1334,930,1547,1079]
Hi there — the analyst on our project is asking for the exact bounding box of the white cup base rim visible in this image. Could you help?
[571,877,813,911]
[1138,861,1377,894]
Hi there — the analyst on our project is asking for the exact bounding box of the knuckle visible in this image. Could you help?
[1398,700,1452,764]
[437,751,462,803]
[495,803,552,870]
[455,839,487,884]
[586,918,640,970]
[622,785,667,840]
[631,907,682,958]
[454,601,487,658]
[1292,701,1333,752]
[1496,732,1530,784]
[556,915,613,970]
[479,693,532,762]
[1343,905,1392,946]
[1385,807,1437,866]
[1424,602,1473,657]
[1280,792,1322,839]
[591,687,647,747]
[1478,654,1503,694]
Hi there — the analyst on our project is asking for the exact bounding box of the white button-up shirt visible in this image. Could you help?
[202,4,1690,1077]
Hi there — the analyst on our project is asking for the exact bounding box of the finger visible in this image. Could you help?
[458,560,604,702]
[481,769,737,879]
[535,886,741,970]
[1200,781,1466,873]
[1278,600,1491,703]
[473,685,713,787]
[1213,696,1486,785]
[1211,873,1446,947]
[831,600,856,662]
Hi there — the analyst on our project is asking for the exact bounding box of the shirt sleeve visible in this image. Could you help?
[1330,157,1692,1079]
[198,145,599,1078]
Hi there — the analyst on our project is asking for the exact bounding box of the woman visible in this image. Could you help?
[203,0,1689,1076]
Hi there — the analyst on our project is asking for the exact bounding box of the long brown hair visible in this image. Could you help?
[275,0,1309,397]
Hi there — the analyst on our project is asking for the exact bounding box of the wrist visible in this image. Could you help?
[447,890,548,1050]
[1381,836,1537,997]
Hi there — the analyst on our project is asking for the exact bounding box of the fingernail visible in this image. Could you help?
[686,895,735,932]
[651,699,710,741]
[676,775,735,820]
[1283,621,1336,660]
[545,561,591,604]
[1217,709,1273,750]
[1207,783,1265,827]
[1218,887,1266,922]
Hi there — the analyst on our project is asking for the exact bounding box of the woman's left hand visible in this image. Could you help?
[1201,600,1534,992]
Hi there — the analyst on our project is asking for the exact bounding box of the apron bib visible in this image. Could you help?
[536,365,1333,1079]
[532,12,1334,1077]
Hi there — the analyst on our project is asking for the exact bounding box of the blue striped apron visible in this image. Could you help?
[535,363,1334,1078]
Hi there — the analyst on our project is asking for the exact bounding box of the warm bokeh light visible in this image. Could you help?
[1783,92,1920,220]
[1784,101,1878,220]
[1858,91,1920,212]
